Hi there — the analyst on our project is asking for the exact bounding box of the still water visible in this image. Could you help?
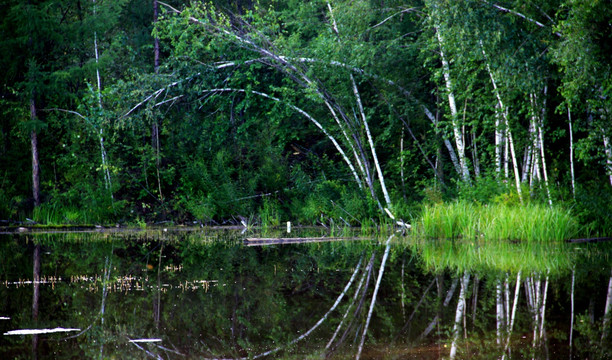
[1,228,611,359]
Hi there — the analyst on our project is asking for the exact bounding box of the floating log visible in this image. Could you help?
[244,237,367,246]
[566,237,612,243]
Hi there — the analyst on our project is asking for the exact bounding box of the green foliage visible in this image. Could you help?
[572,182,612,236]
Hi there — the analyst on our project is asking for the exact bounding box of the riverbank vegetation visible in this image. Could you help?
[1,0,611,235]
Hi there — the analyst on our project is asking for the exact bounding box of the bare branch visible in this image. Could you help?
[370,7,419,30]
[483,1,562,37]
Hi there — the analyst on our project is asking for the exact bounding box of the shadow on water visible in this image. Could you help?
[0,228,611,359]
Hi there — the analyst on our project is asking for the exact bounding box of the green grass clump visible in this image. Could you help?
[417,200,578,242]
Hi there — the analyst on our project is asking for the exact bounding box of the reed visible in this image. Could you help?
[416,200,579,242]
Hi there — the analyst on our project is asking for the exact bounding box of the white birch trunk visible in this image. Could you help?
[495,108,504,175]
[437,29,470,182]
[351,73,392,207]
[450,272,470,360]
[538,86,553,205]
[522,121,535,183]
[326,2,391,207]
[481,42,520,198]
[603,134,612,187]
[507,126,523,202]
[569,108,576,197]
[423,105,462,174]
[93,0,112,194]
[504,130,510,179]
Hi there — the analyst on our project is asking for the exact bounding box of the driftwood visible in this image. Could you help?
[244,237,367,246]
[566,237,612,243]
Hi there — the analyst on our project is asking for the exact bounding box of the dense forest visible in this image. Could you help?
[1,0,611,232]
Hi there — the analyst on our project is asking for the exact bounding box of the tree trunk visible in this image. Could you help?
[437,29,470,182]
[480,43,521,199]
[93,0,112,196]
[153,0,160,73]
[30,99,40,207]
[152,0,163,202]
[568,108,575,197]
[603,134,612,187]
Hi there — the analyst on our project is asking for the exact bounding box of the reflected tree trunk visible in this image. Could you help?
[356,235,394,360]
[450,272,470,360]
[501,271,521,360]
[496,279,504,345]
[602,268,612,343]
[418,277,458,341]
[32,244,41,360]
[154,244,163,329]
[570,268,575,359]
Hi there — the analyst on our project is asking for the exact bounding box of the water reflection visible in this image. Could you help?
[0,230,610,359]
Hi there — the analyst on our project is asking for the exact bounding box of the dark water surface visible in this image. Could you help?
[1,228,611,359]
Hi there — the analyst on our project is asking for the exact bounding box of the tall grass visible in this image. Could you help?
[31,203,97,225]
[416,200,579,242]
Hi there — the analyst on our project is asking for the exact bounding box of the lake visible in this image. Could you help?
[1,228,611,359]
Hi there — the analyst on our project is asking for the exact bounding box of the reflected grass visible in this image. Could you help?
[410,237,575,275]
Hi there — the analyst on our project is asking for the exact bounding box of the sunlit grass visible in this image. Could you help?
[416,200,579,242]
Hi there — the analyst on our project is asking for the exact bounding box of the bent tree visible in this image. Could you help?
[146,0,437,216]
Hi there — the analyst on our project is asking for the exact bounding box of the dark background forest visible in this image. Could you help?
[1,0,611,232]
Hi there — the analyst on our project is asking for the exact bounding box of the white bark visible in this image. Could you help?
[423,105,462,174]
[569,108,576,197]
[450,272,470,359]
[495,109,504,175]
[356,235,394,360]
[522,121,535,183]
[351,73,392,207]
[603,134,612,187]
[93,0,112,194]
[327,2,391,207]
[481,42,521,198]
[507,126,523,202]
[437,28,470,182]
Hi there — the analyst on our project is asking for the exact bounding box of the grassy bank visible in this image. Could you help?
[416,200,579,242]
